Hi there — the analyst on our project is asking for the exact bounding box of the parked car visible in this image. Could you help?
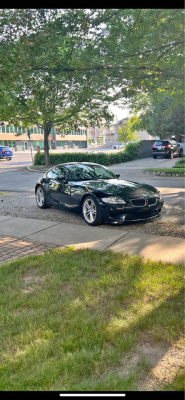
[112,143,124,149]
[152,140,183,159]
[0,146,14,161]
[35,162,164,226]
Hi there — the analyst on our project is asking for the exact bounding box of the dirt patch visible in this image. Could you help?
[117,332,185,391]
[22,272,45,293]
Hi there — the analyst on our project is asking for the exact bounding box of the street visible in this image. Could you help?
[0,152,184,192]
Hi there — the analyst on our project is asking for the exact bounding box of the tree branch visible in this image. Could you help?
[29,63,184,80]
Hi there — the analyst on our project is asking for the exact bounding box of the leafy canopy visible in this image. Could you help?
[0,8,184,164]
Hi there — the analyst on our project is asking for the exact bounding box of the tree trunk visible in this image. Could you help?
[44,125,51,167]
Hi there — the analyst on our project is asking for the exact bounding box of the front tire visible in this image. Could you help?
[35,185,49,209]
[179,149,183,157]
[153,155,157,159]
[82,195,102,226]
[6,158,11,161]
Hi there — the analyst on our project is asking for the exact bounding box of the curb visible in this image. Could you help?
[26,165,46,173]
[144,171,185,177]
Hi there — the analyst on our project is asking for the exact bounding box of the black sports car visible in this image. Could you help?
[35,162,164,226]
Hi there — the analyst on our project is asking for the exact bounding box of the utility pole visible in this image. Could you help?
[116,115,119,149]
[27,130,33,164]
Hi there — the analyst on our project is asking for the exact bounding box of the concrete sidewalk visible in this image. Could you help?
[0,215,184,265]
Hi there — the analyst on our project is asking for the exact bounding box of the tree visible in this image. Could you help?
[130,94,184,140]
[118,117,138,147]
[0,9,116,165]
[0,9,184,165]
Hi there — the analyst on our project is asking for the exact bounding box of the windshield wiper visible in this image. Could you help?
[96,177,115,180]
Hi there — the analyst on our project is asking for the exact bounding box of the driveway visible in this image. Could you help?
[0,156,184,239]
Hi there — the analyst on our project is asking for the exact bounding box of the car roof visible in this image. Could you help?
[58,162,102,167]
[154,139,169,142]
[46,162,103,172]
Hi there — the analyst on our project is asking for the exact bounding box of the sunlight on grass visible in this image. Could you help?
[0,248,184,391]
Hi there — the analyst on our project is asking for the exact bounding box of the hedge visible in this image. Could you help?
[34,142,142,166]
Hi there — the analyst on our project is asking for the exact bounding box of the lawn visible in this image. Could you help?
[145,168,185,174]
[145,158,185,174]
[0,248,184,391]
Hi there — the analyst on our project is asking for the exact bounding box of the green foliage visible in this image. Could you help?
[174,157,185,166]
[118,117,138,146]
[0,9,184,165]
[34,142,141,166]
[131,94,184,140]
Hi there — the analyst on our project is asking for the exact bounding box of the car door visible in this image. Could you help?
[172,140,180,155]
[48,166,71,205]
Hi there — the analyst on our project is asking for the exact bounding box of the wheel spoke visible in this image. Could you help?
[89,213,94,222]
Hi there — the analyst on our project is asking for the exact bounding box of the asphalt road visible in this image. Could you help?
[0,155,184,193]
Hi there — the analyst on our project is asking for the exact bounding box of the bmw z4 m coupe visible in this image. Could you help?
[35,162,164,226]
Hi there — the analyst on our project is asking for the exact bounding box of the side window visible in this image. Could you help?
[47,170,55,179]
[53,166,67,180]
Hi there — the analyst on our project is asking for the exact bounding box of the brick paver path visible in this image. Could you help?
[0,236,59,265]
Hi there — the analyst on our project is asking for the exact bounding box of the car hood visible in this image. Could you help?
[80,178,158,198]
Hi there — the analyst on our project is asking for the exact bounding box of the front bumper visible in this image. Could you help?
[99,200,164,225]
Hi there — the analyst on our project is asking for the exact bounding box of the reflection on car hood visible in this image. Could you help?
[78,179,158,197]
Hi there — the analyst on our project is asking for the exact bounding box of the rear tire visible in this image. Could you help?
[82,195,103,226]
[153,155,157,159]
[179,149,183,157]
[6,158,11,161]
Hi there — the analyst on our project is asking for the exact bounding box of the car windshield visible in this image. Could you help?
[67,164,116,181]
[1,147,11,151]
[154,141,169,146]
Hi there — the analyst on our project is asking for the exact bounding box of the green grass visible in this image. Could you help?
[145,157,185,174]
[173,161,185,168]
[29,165,50,171]
[145,168,185,173]
[0,248,184,391]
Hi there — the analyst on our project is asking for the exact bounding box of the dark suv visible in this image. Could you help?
[152,140,183,159]
[0,146,14,161]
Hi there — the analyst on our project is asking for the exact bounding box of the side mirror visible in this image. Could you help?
[115,174,120,178]
[58,175,68,182]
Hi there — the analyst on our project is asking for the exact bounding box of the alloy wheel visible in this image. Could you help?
[83,198,97,223]
[36,187,45,207]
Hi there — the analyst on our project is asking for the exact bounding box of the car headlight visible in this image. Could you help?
[101,196,126,204]
[157,191,163,200]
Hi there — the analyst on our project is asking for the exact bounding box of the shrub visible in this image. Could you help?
[34,142,141,166]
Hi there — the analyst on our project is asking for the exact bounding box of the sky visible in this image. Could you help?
[109,104,130,122]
